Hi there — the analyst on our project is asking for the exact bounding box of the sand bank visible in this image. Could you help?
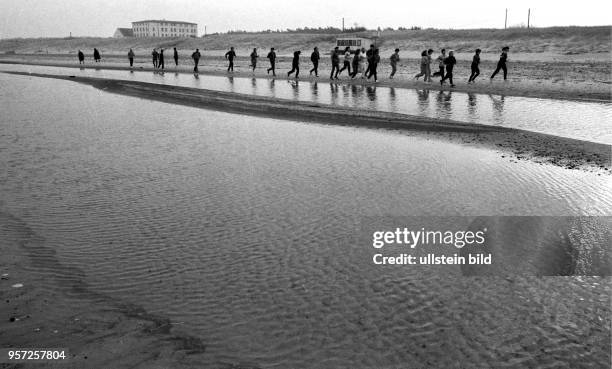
[4,71,610,172]
[1,56,610,103]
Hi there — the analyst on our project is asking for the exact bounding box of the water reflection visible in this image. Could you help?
[1,64,611,143]
[435,90,452,119]
[269,79,275,97]
[489,95,506,122]
[311,81,319,104]
[366,86,376,102]
[467,93,477,118]
[341,84,350,99]
[330,83,339,105]
[416,89,430,116]
[288,80,299,99]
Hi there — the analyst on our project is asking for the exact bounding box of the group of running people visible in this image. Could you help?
[78,45,510,85]
[214,44,510,85]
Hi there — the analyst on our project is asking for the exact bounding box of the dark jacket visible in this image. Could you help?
[444,56,457,70]
[292,51,300,66]
[225,50,236,61]
[267,51,276,61]
[311,50,320,62]
[472,54,480,66]
[331,50,339,64]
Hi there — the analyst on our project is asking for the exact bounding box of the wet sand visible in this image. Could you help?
[5,71,610,172]
[0,212,207,369]
[1,55,610,103]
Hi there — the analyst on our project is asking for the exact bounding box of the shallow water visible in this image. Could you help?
[1,73,611,368]
[1,63,612,144]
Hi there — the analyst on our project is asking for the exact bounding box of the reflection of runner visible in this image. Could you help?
[225,47,236,72]
[490,46,509,81]
[468,49,481,83]
[489,94,506,118]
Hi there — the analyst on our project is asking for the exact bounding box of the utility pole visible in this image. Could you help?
[504,8,508,29]
[342,18,344,32]
[527,8,531,28]
[204,25,207,37]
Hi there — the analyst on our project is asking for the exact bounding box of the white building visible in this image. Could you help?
[132,20,198,38]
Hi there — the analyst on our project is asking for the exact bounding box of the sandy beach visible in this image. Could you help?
[1,54,610,103]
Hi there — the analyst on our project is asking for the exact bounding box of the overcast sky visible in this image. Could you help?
[1,0,610,38]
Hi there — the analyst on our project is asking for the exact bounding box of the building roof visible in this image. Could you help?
[132,20,197,25]
[115,28,134,36]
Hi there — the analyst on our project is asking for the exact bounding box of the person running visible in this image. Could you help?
[358,47,367,78]
[250,48,258,72]
[440,50,457,87]
[350,49,361,78]
[287,50,301,79]
[173,47,179,67]
[225,47,236,72]
[93,48,101,62]
[414,50,429,80]
[468,48,481,83]
[128,49,135,67]
[337,47,352,77]
[266,48,277,76]
[389,48,400,79]
[158,49,165,70]
[490,46,509,81]
[432,48,446,78]
[367,49,380,82]
[191,48,201,73]
[330,46,340,80]
[152,48,158,68]
[78,50,84,64]
[425,49,434,82]
[309,47,320,77]
[364,44,375,78]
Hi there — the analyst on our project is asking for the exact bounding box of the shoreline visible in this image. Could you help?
[4,71,610,172]
[1,58,610,103]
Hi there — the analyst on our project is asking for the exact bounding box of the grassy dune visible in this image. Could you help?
[1,26,609,57]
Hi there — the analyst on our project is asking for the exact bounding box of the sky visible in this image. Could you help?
[1,0,610,38]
